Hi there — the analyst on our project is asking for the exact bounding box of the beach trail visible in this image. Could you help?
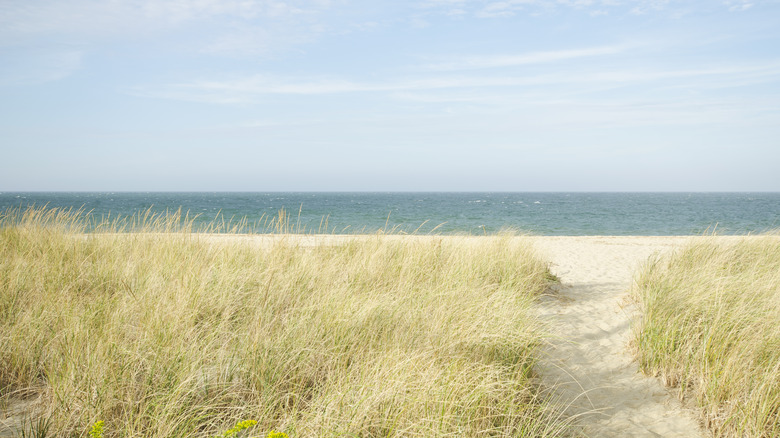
[532,236,705,437]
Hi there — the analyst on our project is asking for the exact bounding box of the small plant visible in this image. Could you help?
[19,417,52,438]
[89,421,104,438]
[215,420,257,437]
[267,431,289,438]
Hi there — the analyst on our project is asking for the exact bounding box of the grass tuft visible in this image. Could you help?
[632,235,780,437]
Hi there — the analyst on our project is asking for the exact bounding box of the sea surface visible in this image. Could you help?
[1,192,778,236]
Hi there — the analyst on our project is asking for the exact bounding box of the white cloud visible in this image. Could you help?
[417,0,772,18]
[723,0,754,11]
[0,0,330,34]
[0,0,337,53]
[201,22,323,55]
[629,0,671,15]
[420,44,630,71]
[446,8,468,15]
[133,60,780,104]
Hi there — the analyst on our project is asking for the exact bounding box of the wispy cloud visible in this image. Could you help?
[419,44,630,71]
[417,0,769,18]
[0,0,331,35]
[133,61,780,104]
[724,0,754,12]
[0,0,338,56]
[629,0,672,16]
[0,49,83,86]
[201,22,323,56]
[415,0,580,17]
[476,1,545,18]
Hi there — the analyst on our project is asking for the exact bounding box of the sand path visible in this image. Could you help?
[531,236,705,437]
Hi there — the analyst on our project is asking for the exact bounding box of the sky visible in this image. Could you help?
[1,0,779,192]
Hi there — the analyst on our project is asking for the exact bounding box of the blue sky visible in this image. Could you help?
[1,0,779,191]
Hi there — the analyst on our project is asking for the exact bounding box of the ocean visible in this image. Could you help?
[1,192,778,236]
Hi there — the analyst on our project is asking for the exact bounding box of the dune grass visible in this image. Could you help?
[0,207,565,437]
[632,236,780,437]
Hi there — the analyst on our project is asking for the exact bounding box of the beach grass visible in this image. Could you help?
[632,236,780,437]
[0,207,565,437]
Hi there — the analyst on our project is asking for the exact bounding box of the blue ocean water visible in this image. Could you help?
[0,192,778,236]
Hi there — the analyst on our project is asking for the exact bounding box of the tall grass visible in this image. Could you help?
[0,207,565,437]
[632,236,780,437]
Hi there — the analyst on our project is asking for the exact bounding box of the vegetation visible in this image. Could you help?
[632,236,780,437]
[0,207,565,437]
